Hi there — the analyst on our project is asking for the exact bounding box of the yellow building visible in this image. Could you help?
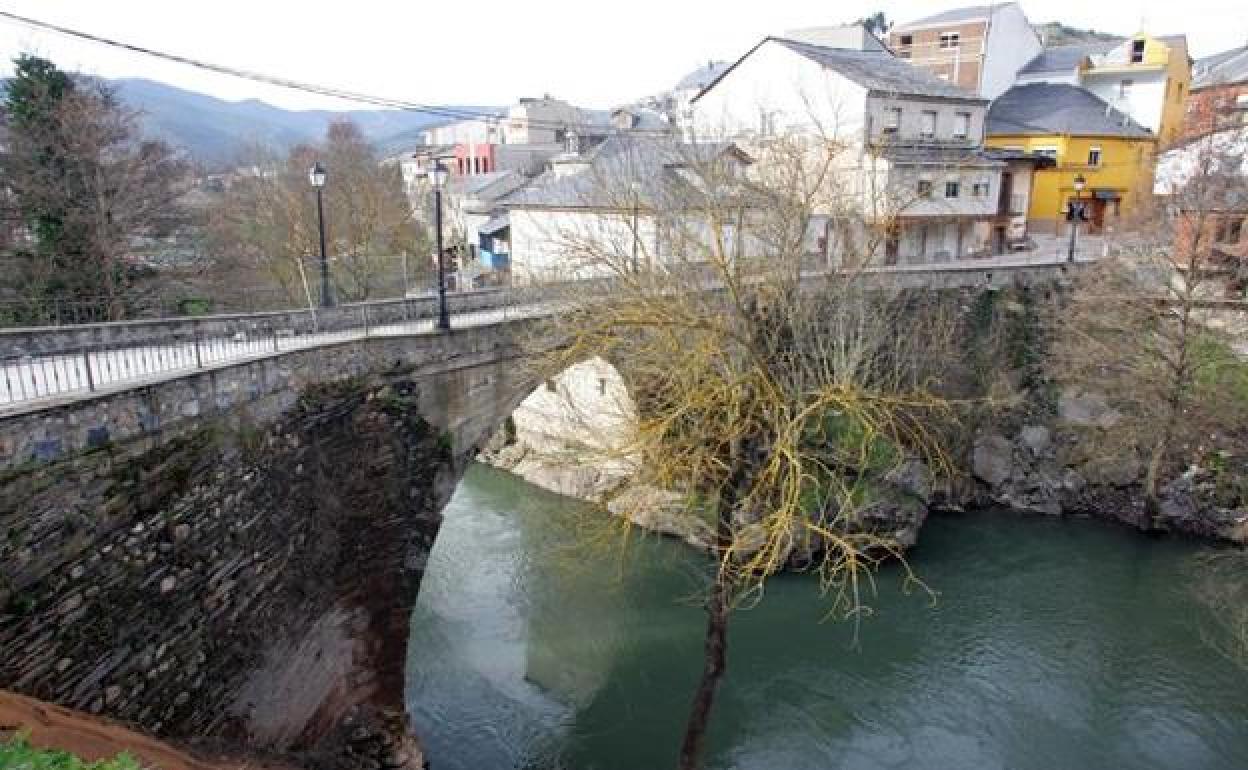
[986,83,1157,233]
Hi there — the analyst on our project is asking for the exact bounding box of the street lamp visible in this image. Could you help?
[428,161,451,331]
[1066,173,1087,264]
[308,162,332,307]
[630,180,641,274]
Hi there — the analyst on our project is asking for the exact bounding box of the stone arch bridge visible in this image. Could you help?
[0,259,1079,767]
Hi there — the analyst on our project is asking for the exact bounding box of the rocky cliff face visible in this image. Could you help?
[478,424,932,560]
[967,388,1248,542]
[482,379,1248,561]
[1,379,463,769]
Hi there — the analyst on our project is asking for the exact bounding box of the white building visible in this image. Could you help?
[692,35,1013,263]
[501,136,752,284]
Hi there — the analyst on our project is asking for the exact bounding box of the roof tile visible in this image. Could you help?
[987,83,1154,138]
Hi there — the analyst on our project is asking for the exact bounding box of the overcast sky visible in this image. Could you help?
[1,0,1246,112]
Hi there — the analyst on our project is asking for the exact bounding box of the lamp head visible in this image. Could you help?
[428,161,449,189]
[309,162,327,188]
[1073,173,1086,193]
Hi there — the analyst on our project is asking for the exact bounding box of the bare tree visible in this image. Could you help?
[523,133,960,770]
[1050,128,1248,514]
[206,120,423,306]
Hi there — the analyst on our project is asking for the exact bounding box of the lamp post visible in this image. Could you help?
[308,162,332,307]
[630,180,640,274]
[428,161,451,331]
[1067,173,1087,264]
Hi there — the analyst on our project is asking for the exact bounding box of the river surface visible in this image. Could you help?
[406,464,1248,770]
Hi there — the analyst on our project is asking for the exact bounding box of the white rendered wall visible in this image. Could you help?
[1082,70,1166,134]
[691,41,868,144]
[507,208,659,284]
[980,3,1042,99]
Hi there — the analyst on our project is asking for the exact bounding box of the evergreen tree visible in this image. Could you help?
[1,54,187,322]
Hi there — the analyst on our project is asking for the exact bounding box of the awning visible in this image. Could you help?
[478,215,509,235]
[1092,189,1122,201]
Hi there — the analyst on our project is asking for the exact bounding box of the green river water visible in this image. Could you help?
[406,464,1248,770]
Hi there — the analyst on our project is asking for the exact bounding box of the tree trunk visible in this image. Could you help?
[677,569,730,770]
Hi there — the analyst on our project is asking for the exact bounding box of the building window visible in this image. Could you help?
[972,181,990,197]
[920,110,937,138]
[1131,39,1146,63]
[1035,145,1058,160]
[899,34,913,46]
[918,179,933,198]
[1120,79,1133,99]
[1088,146,1102,166]
[945,180,961,198]
[953,112,970,139]
[940,32,960,49]
[883,107,902,134]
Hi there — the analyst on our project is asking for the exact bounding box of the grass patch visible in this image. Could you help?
[0,734,141,770]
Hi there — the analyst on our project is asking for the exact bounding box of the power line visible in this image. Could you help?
[0,10,626,134]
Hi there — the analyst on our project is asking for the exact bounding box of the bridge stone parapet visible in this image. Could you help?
[0,320,536,472]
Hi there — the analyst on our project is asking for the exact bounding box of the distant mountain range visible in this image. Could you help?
[105,78,501,168]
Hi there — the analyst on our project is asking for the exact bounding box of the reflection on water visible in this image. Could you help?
[407,464,1248,770]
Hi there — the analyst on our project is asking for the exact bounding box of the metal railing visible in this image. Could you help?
[0,255,1090,412]
[0,287,548,411]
